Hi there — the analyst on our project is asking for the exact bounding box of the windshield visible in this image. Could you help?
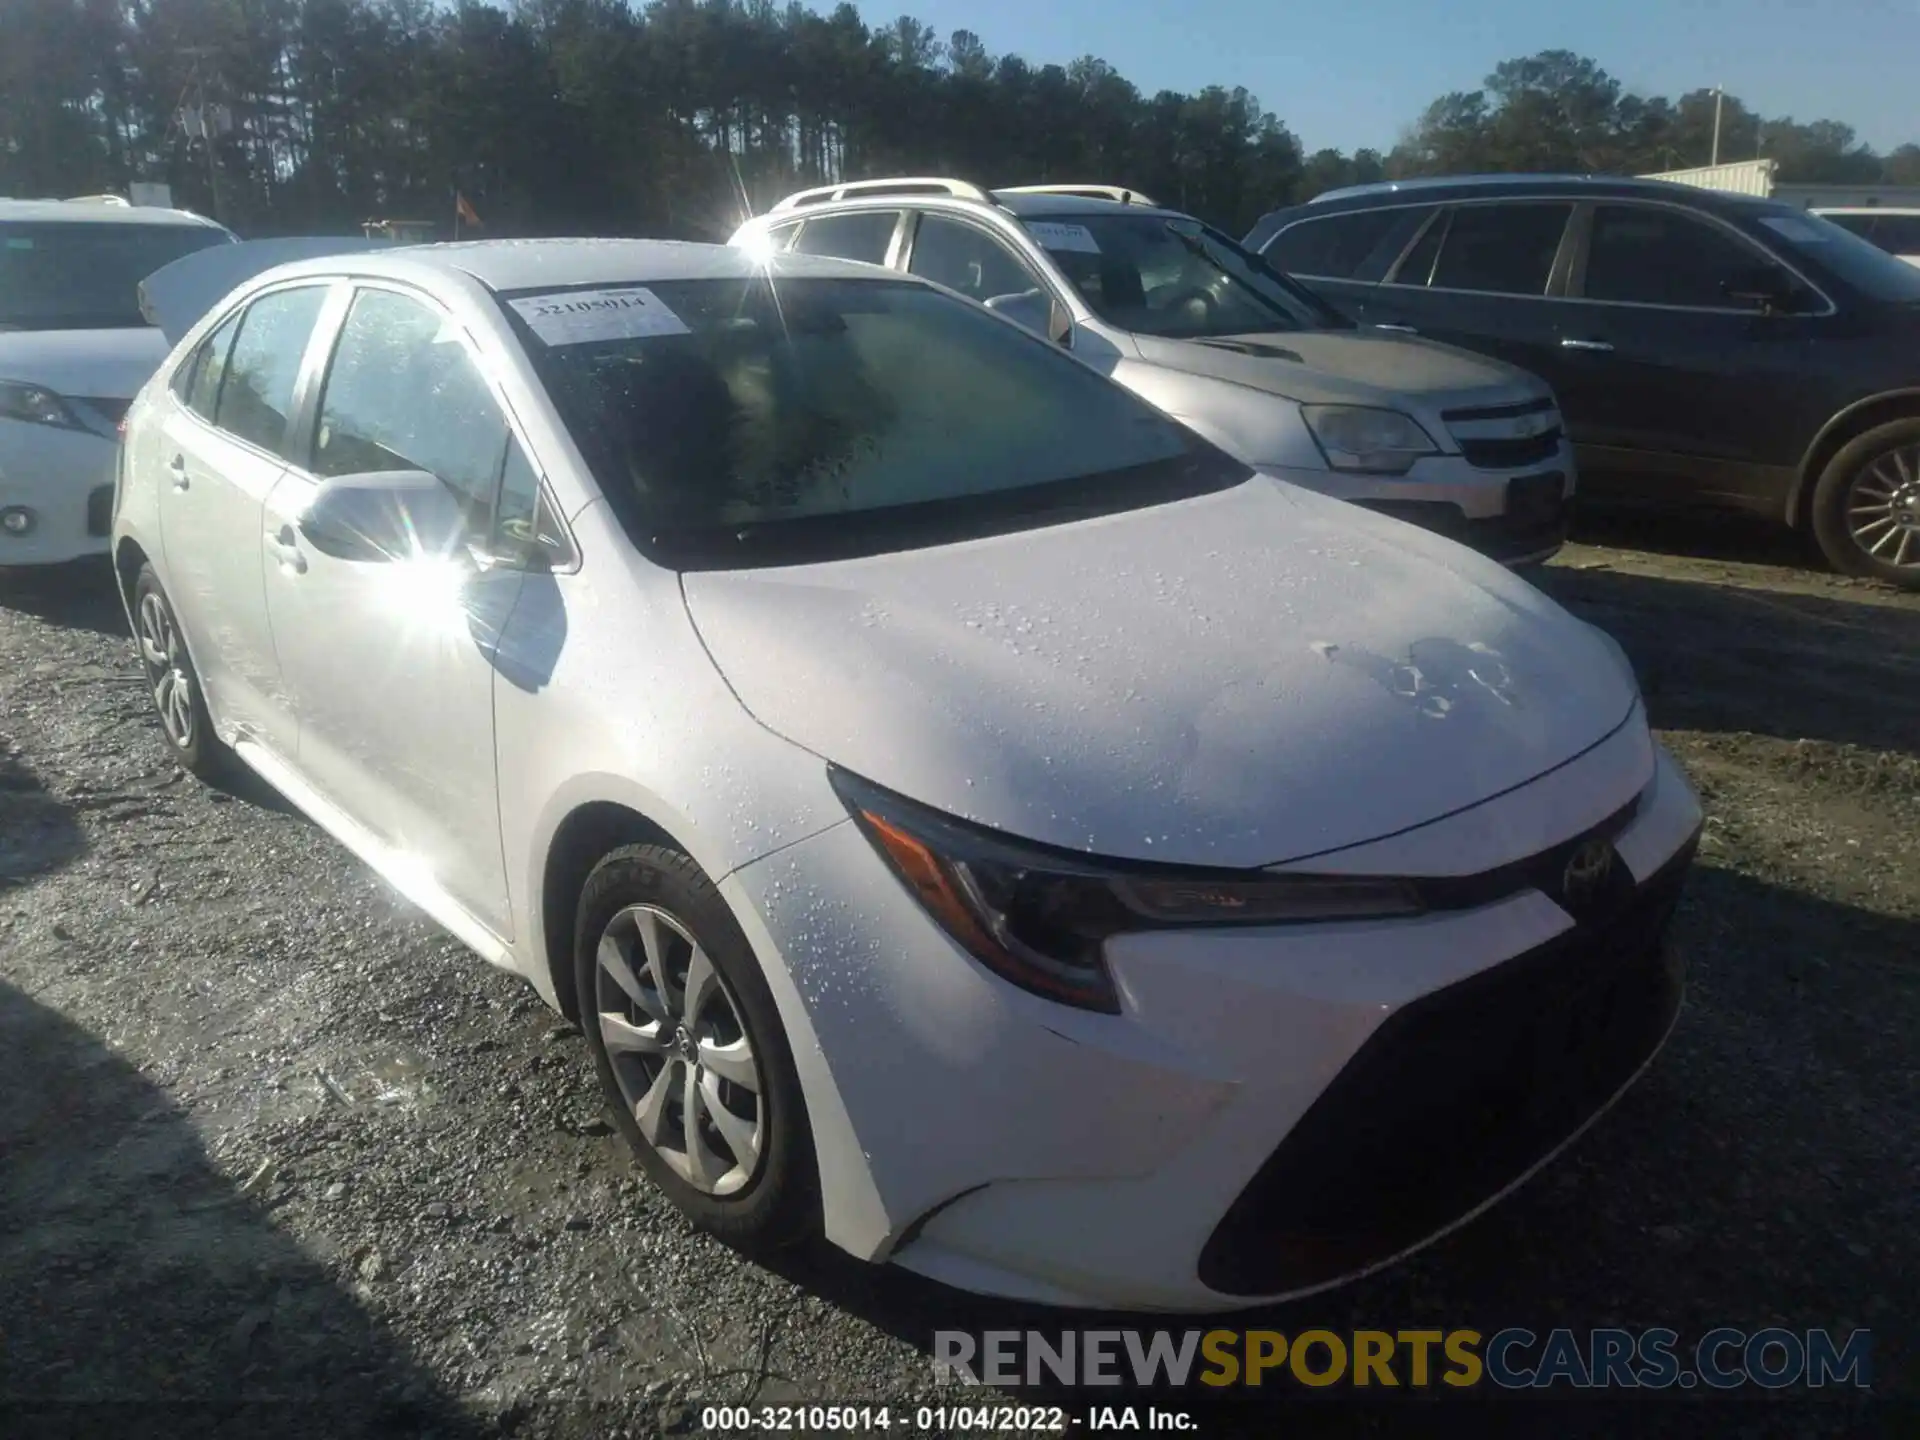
[502,272,1245,568]
[0,221,233,330]
[1734,207,1920,305]
[1023,212,1344,339]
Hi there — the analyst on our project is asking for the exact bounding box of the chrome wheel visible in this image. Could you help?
[136,590,195,751]
[1847,446,1920,573]
[593,904,764,1196]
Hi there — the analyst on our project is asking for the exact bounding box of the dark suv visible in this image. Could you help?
[1245,175,1920,587]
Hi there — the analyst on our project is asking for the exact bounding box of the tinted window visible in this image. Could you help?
[0,221,231,331]
[1584,205,1792,308]
[1030,212,1334,337]
[790,211,899,265]
[181,310,242,420]
[508,272,1236,568]
[1428,203,1571,296]
[765,222,802,253]
[1266,210,1403,279]
[314,288,508,528]
[908,215,1038,302]
[1819,213,1876,240]
[1737,207,1920,304]
[216,286,328,454]
[1875,216,1920,254]
[1389,214,1445,286]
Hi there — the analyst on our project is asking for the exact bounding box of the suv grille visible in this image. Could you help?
[1443,398,1562,471]
[1197,833,1697,1298]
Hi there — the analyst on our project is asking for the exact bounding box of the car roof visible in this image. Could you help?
[261,237,907,293]
[990,191,1183,220]
[1814,206,1920,216]
[0,198,227,228]
[1288,174,1802,215]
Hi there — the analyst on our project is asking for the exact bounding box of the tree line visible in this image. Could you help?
[1,0,1914,244]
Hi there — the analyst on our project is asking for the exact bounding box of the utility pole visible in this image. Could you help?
[1710,85,1724,167]
[179,48,226,224]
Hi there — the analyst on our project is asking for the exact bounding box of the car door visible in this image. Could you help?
[1548,201,1826,512]
[260,282,534,940]
[1362,200,1575,391]
[154,283,332,759]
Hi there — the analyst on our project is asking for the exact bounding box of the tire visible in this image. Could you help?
[1809,418,1920,588]
[574,844,818,1248]
[130,564,233,781]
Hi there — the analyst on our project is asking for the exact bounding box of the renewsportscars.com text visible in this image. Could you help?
[933,1327,1873,1390]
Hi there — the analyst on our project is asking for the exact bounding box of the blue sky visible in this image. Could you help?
[892,0,1917,156]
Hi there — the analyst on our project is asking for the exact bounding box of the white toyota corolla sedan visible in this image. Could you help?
[114,237,1703,1312]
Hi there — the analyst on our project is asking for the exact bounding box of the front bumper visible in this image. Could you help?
[730,739,1702,1312]
[0,417,117,567]
[1260,441,1575,567]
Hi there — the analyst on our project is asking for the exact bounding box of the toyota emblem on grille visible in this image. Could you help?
[1562,838,1615,910]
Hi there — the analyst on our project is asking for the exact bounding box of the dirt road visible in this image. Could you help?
[2,513,1914,1437]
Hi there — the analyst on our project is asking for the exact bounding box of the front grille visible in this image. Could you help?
[1443,398,1563,471]
[1355,471,1568,563]
[86,484,113,536]
[1197,837,1697,1298]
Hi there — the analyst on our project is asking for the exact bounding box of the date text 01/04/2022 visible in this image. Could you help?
[697,1406,1199,1432]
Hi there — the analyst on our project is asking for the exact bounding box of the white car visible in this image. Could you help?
[0,198,233,567]
[115,237,1703,1311]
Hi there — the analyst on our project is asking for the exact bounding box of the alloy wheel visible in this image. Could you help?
[593,903,765,1196]
[1846,446,1920,574]
[136,591,195,751]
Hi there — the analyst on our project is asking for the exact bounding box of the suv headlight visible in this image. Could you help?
[1301,404,1438,475]
[0,380,85,431]
[831,767,1423,1013]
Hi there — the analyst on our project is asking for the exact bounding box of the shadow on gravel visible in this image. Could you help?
[0,980,486,1440]
[0,559,128,641]
[1535,564,1920,758]
[1568,504,1816,571]
[755,865,1910,1437]
[0,751,87,886]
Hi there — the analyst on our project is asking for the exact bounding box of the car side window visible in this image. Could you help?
[763,222,802,253]
[1267,209,1412,279]
[908,214,1038,303]
[789,211,900,265]
[1582,205,1796,310]
[179,309,241,420]
[495,433,572,567]
[214,286,328,453]
[1426,202,1572,296]
[313,288,509,533]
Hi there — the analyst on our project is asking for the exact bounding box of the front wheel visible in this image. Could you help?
[1810,419,1920,588]
[574,844,818,1248]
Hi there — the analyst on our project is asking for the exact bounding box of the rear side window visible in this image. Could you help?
[790,211,900,266]
[1582,205,1792,309]
[313,288,510,531]
[1266,209,1418,280]
[907,215,1039,303]
[215,286,328,454]
[1860,215,1920,254]
[176,309,241,419]
[1427,203,1572,296]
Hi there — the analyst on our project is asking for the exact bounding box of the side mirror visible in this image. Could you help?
[1721,267,1805,316]
[298,470,470,564]
[984,290,1075,347]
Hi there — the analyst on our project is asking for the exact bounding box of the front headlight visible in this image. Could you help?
[1301,404,1438,475]
[830,767,1423,1013]
[0,380,85,431]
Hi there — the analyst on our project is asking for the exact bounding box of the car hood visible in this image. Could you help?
[1131,329,1541,410]
[0,327,170,399]
[681,480,1637,868]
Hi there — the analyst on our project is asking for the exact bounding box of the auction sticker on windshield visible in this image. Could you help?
[1027,222,1101,254]
[509,286,691,345]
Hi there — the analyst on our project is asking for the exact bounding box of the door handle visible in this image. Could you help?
[1559,338,1614,353]
[1373,322,1418,334]
[166,455,189,491]
[267,524,308,575]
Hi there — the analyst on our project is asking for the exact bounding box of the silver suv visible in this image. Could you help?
[730,179,1575,565]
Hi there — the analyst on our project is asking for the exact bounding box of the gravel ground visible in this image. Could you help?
[1,511,1915,1438]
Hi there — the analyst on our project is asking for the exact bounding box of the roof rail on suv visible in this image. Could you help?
[768,178,992,213]
[1309,173,1602,204]
[66,193,133,206]
[996,184,1162,206]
